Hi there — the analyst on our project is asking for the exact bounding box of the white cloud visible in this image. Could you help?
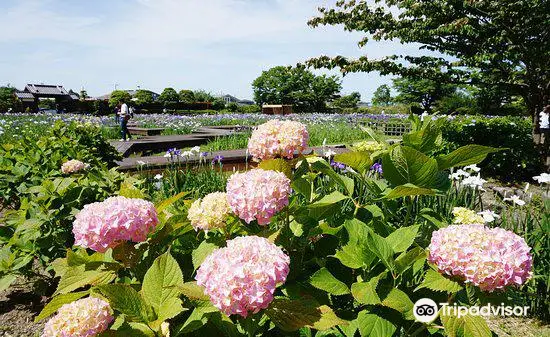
[0,0,418,99]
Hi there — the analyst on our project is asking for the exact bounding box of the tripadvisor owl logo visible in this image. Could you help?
[413,298,439,323]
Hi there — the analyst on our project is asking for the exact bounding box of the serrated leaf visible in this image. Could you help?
[142,251,185,322]
[334,243,375,269]
[119,181,146,199]
[54,264,118,296]
[175,282,210,301]
[333,151,373,174]
[96,284,153,322]
[35,291,89,322]
[383,184,435,200]
[356,310,396,337]
[309,158,353,195]
[308,191,349,220]
[309,268,350,295]
[156,191,188,214]
[175,307,211,334]
[395,247,426,275]
[441,311,492,337]
[265,298,347,332]
[463,314,492,337]
[292,177,312,200]
[365,232,395,272]
[333,219,375,269]
[385,225,419,253]
[100,322,156,337]
[436,145,503,171]
[192,241,219,270]
[382,146,439,188]
[416,269,463,293]
[380,288,414,319]
[351,277,381,305]
[258,158,293,179]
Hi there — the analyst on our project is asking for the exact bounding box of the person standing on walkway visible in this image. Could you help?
[119,100,132,141]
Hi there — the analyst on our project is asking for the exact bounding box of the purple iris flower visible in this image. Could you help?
[200,151,209,157]
[370,162,383,174]
[212,155,224,165]
[330,160,346,170]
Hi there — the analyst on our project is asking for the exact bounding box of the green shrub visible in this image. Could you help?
[0,121,121,206]
[238,104,261,113]
[341,104,410,114]
[0,121,126,290]
[441,116,544,181]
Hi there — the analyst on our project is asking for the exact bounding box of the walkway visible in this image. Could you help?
[116,146,349,172]
[110,126,249,157]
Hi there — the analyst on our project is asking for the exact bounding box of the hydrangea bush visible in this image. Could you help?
[248,119,309,160]
[196,236,290,317]
[428,224,533,291]
[226,168,291,225]
[42,297,113,337]
[187,192,231,231]
[33,114,540,337]
[73,196,158,252]
[61,159,88,174]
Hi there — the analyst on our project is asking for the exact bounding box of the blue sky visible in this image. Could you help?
[0,0,415,100]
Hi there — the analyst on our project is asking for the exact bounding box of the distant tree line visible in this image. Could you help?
[371,78,527,116]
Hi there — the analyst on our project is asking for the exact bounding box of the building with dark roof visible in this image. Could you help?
[13,84,82,112]
[221,94,255,106]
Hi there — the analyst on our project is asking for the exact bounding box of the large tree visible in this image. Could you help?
[157,88,180,104]
[108,90,132,108]
[134,90,156,105]
[332,91,361,109]
[371,84,392,106]
[252,66,342,112]
[178,90,195,104]
[307,0,550,158]
[393,78,456,112]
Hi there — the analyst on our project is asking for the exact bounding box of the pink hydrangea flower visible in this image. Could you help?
[248,120,309,160]
[61,159,88,174]
[226,169,291,225]
[428,224,533,292]
[42,297,113,337]
[196,236,290,317]
[73,196,159,252]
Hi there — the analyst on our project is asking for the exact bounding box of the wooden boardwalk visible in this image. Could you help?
[116,146,349,172]
[110,126,246,157]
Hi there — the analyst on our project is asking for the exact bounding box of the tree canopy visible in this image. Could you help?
[393,78,456,112]
[252,66,342,112]
[332,92,361,109]
[306,0,550,117]
[157,88,180,104]
[194,90,216,103]
[371,84,392,106]
[134,90,156,105]
[109,90,132,108]
[178,90,195,104]
[0,86,16,112]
